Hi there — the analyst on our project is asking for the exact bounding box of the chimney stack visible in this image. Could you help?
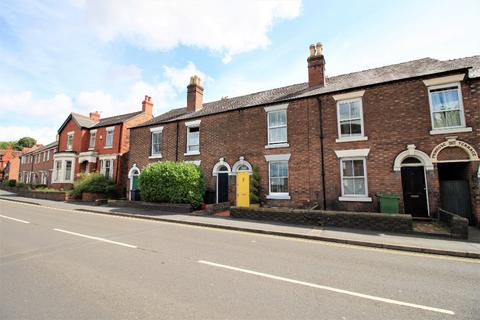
[142,95,153,115]
[89,111,100,122]
[307,42,326,87]
[187,75,203,112]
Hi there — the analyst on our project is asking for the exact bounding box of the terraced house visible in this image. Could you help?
[127,44,480,226]
[52,97,153,190]
[18,142,57,185]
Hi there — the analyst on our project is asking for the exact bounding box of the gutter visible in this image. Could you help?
[317,97,327,210]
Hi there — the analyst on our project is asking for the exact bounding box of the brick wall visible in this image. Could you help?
[128,98,323,207]
[231,206,413,233]
[127,73,479,223]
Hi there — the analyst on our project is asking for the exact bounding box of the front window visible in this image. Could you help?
[267,110,287,145]
[54,161,62,182]
[101,159,114,179]
[187,126,199,153]
[89,131,97,149]
[105,128,114,148]
[66,133,74,150]
[151,131,162,156]
[341,159,367,197]
[269,161,289,194]
[64,161,72,181]
[429,84,464,129]
[337,98,363,138]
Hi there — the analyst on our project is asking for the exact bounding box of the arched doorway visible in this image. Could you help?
[212,158,231,203]
[400,157,429,217]
[232,156,253,207]
[128,164,141,201]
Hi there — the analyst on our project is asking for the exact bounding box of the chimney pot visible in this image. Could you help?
[187,75,203,112]
[309,44,315,57]
[142,95,153,115]
[307,42,326,87]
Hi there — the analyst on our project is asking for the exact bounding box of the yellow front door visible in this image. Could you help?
[236,172,250,207]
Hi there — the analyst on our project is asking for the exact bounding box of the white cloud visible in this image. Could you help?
[0,125,58,145]
[79,0,301,62]
[0,62,207,144]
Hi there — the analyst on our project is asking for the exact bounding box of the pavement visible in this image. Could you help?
[0,189,479,259]
[1,197,479,319]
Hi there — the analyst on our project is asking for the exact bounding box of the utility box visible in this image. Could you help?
[377,193,400,213]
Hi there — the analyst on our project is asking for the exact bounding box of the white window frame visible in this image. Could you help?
[99,155,116,179]
[335,148,371,202]
[89,129,97,150]
[105,127,114,148]
[54,160,62,182]
[149,126,163,159]
[52,155,75,183]
[339,157,370,201]
[427,82,471,135]
[265,153,291,200]
[264,104,289,148]
[46,150,50,161]
[184,120,201,156]
[335,97,367,142]
[66,131,74,151]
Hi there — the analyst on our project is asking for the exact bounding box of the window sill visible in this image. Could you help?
[429,127,472,135]
[266,194,291,200]
[339,196,372,202]
[335,136,368,143]
[184,151,200,156]
[149,154,162,159]
[88,148,95,151]
[265,143,290,149]
[104,146,113,149]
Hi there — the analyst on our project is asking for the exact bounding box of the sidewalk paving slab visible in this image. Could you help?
[1,190,479,259]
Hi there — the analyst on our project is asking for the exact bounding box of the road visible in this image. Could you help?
[1,199,479,320]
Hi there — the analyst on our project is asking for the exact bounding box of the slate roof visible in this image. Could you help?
[60,111,144,133]
[93,111,143,128]
[136,55,480,127]
[71,113,98,128]
[23,141,58,155]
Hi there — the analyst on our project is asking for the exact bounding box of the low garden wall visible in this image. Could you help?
[1,186,67,201]
[107,199,192,213]
[438,208,469,239]
[230,207,413,233]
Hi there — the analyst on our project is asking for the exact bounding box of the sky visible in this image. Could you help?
[0,0,479,144]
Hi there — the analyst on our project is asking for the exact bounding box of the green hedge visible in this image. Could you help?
[70,173,117,199]
[139,161,205,207]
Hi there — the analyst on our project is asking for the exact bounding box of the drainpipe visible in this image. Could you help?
[317,96,327,210]
[175,121,179,162]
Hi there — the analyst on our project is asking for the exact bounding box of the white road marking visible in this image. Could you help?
[0,214,30,224]
[198,260,455,315]
[53,228,137,249]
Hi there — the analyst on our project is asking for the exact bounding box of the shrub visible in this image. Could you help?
[2,179,16,187]
[139,161,205,207]
[16,182,26,189]
[250,165,260,204]
[69,173,117,199]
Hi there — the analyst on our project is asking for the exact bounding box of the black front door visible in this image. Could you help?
[217,173,229,203]
[401,166,428,217]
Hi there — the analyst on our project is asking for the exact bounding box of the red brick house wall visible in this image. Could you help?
[127,70,479,224]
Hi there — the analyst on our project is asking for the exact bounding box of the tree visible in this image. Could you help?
[14,137,37,150]
[0,141,13,149]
